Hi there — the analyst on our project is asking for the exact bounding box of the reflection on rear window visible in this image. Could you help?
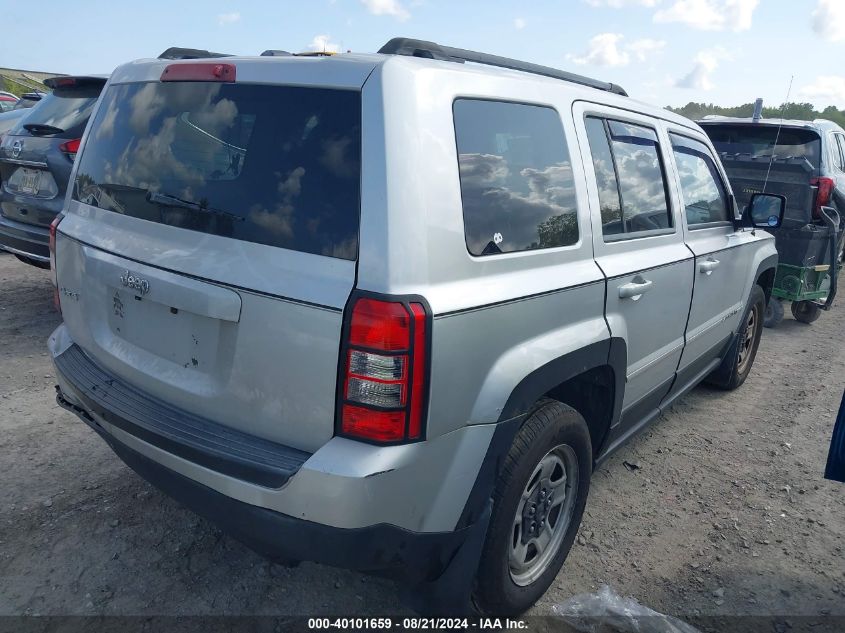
[74,82,361,260]
[14,87,101,137]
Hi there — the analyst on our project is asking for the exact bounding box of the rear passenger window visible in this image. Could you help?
[453,99,579,256]
[670,134,730,226]
[585,117,673,239]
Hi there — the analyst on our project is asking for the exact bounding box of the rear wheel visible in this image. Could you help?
[791,300,821,324]
[763,298,784,328]
[473,400,591,616]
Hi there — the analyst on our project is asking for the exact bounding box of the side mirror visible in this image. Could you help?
[745,193,786,229]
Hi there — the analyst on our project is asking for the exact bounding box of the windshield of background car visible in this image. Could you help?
[702,124,822,172]
[10,85,102,138]
[73,81,362,260]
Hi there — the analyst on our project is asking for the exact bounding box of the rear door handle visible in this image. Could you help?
[619,278,653,300]
[699,258,720,275]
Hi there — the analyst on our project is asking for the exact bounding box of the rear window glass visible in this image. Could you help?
[453,99,579,256]
[702,124,822,172]
[74,82,361,260]
[13,86,102,138]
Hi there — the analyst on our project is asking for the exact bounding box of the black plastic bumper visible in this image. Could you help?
[54,344,310,488]
[52,347,486,595]
[0,214,49,261]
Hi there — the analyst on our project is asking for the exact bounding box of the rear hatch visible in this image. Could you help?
[701,123,821,226]
[55,58,372,452]
[0,77,105,228]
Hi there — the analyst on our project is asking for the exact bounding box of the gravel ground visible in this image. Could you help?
[1,249,843,630]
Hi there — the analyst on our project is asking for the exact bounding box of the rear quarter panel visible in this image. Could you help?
[358,59,612,437]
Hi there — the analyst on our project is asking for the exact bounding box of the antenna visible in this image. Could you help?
[762,75,794,195]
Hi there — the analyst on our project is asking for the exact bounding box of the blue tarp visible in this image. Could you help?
[825,389,845,483]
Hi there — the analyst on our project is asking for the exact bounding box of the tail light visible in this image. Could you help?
[59,138,81,161]
[338,295,430,444]
[49,215,63,312]
[811,177,834,220]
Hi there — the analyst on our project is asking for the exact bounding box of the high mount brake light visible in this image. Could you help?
[811,177,834,220]
[338,297,429,444]
[161,63,236,82]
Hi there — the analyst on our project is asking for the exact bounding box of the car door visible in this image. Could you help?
[664,127,749,391]
[574,103,694,433]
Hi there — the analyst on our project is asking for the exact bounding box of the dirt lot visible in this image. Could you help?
[1,249,843,629]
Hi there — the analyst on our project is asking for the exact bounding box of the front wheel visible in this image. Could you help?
[473,400,592,616]
[791,300,821,324]
[708,285,765,391]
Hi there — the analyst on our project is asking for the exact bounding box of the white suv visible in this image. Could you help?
[49,38,785,615]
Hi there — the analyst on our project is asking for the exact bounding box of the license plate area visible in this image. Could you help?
[19,168,40,195]
[107,286,220,370]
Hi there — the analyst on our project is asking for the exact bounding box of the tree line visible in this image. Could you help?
[666,102,845,129]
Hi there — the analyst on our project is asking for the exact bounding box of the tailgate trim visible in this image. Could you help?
[55,344,311,488]
[58,231,343,313]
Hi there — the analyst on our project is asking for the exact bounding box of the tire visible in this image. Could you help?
[791,300,821,324]
[763,298,784,328]
[710,285,765,391]
[473,400,592,616]
[14,254,50,270]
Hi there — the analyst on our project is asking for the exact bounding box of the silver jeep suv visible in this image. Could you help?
[49,38,784,615]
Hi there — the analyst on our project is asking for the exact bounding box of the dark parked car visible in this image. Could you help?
[12,91,44,109]
[0,76,106,267]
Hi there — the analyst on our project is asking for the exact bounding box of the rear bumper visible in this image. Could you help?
[0,213,49,261]
[57,389,472,581]
[49,325,499,583]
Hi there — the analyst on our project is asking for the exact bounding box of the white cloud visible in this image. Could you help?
[812,0,845,42]
[514,17,527,30]
[360,0,410,21]
[798,76,845,107]
[585,0,661,6]
[216,12,240,26]
[654,0,758,31]
[569,33,630,67]
[568,33,666,67]
[628,38,666,62]
[674,48,730,90]
[307,34,341,53]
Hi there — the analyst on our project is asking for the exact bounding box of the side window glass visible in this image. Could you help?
[585,117,623,236]
[670,134,730,226]
[607,121,672,234]
[584,116,673,239]
[453,99,579,256]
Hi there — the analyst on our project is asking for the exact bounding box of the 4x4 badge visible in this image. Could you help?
[120,270,150,295]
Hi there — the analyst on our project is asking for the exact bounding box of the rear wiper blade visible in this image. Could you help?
[23,123,65,135]
[147,191,244,221]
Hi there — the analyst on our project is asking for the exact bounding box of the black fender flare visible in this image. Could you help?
[456,337,626,530]
[753,253,779,304]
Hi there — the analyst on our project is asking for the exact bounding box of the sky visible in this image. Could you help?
[2,0,844,109]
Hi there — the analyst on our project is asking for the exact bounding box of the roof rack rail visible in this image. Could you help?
[378,37,627,97]
[158,47,232,60]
